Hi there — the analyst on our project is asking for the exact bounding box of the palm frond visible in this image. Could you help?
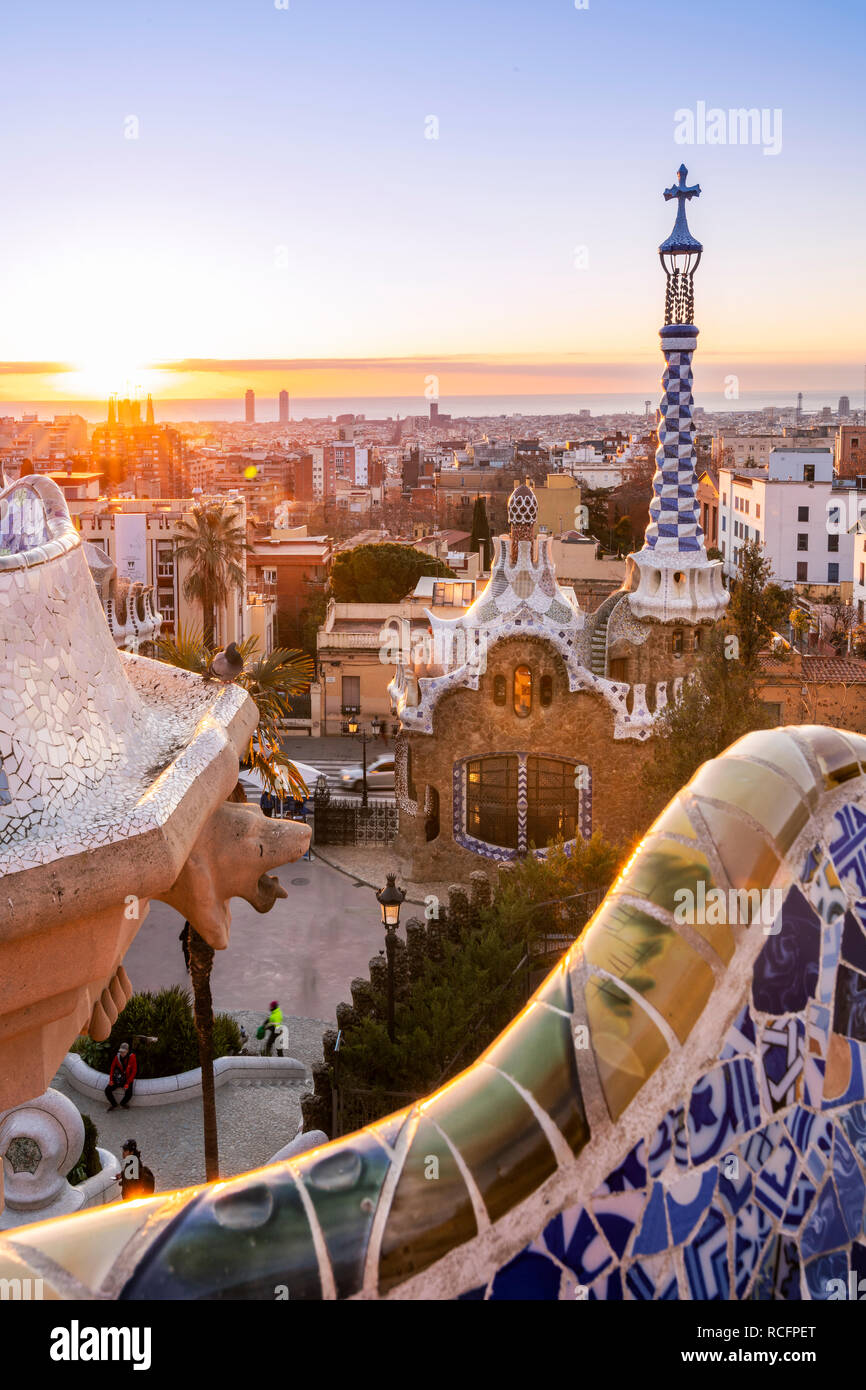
[153,623,209,673]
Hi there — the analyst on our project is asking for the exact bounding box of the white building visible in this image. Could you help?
[719,448,856,591]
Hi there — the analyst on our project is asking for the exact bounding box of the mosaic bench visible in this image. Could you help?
[1,723,865,1301]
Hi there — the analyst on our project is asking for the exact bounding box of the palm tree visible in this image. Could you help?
[173,503,246,648]
[154,629,314,1180]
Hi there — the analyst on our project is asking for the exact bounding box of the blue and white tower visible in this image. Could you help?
[625,166,728,622]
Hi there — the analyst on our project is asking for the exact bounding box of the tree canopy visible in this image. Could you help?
[329,542,457,603]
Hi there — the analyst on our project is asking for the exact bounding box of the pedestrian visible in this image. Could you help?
[260,789,274,818]
[105,1040,137,1109]
[262,1000,283,1055]
[116,1140,155,1201]
[179,921,191,972]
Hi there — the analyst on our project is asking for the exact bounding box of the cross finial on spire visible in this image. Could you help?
[663,164,701,205]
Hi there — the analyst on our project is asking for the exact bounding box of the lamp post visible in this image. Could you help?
[376,873,405,1043]
[346,715,382,808]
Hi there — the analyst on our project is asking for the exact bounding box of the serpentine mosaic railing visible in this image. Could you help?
[3,722,866,1300]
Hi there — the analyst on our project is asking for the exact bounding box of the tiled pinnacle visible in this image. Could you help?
[643,329,705,553]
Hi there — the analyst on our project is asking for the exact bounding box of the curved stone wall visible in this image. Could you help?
[2,724,866,1299]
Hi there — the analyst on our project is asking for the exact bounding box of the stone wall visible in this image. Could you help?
[397,635,657,882]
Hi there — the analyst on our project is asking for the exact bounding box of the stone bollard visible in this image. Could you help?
[425,917,446,963]
[350,977,376,1017]
[447,884,471,941]
[405,919,428,982]
[335,1001,358,1034]
[469,871,492,918]
[369,954,388,1000]
[321,1028,340,1067]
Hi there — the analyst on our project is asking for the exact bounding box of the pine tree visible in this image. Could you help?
[469,495,492,568]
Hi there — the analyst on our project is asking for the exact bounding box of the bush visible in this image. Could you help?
[68,1113,101,1186]
[71,985,243,1079]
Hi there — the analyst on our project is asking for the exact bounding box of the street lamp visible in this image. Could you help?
[376,873,406,1043]
[344,715,381,808]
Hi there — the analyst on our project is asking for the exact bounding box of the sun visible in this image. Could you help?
[54,361,166,401]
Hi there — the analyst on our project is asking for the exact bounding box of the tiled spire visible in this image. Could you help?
[624,167,728,622]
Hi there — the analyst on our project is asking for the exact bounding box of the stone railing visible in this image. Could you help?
[61,1052,306,1107]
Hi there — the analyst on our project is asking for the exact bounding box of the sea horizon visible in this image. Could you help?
[0,388,860,426]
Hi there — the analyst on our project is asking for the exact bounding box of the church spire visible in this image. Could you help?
[623,165,727,622]
[145,394,154,426]
[107,394,116,426]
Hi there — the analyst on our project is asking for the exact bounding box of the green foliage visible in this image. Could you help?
[329,543,456,603]
[172,503,247,647]
[469,496,492,566]
[727,539,791,672]
[337,833,625,1106]
[67,1113,101,1187]
[154,627,314,796]
[642,625,773,814]
[339,926,527,1096]
[72,986,242,1079]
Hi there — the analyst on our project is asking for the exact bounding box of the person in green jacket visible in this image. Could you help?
[263,1000,283,1055]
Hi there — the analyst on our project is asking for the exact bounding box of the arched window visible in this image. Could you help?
[540,673,553,707]
[461,755,584,854]
[493,674,506,706]
[672,630,684,656]
[513,665,532,717]
[693,629,703,651]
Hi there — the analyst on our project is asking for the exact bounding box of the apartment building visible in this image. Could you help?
[69,494,252,645]
[719,448,855,593]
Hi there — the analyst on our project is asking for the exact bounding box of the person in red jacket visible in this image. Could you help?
[105,1041,137,1109]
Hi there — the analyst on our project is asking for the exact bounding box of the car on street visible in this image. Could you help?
[238,760,323,808]
[340,754,395,793]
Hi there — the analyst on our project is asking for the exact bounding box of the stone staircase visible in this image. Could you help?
[588,592,622,677]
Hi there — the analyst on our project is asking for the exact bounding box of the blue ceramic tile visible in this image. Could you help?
[683,1207,729,1299]
[817,914,844,1007]
[735,1200,772,1297]
[721,1004,757,1060]
[457,1284,488,1300]
[717,1154,753,1215]
[647,1107,688,1178]
[688,1058,761,1164]
[741,1122,785,1172]
[785,1106,816,1155]
[543,1207,611,1285]
[751,1234,801,1301]
[829,803,866,903]
[842,911,866,973]
[759,1015,805,1112]
[593,1191,646,1259]
[833,963,866,1043]
[594,1139,647,1195]
[488,1249,562,1300]
[833,1128,866,1240]
[781,1170,816,1229]
[665,1169,717,1245]
[800,1178,849,1259]
[752,886,820,1014]
[804,1250,847,1300]
[632,1182,669,1256]
[840,1101,866,1165]
[587,1268,623,1300]
[753,1136,798,1219]
[822,1038,865,1109]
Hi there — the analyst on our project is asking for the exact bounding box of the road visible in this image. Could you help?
[122,854,393,1023]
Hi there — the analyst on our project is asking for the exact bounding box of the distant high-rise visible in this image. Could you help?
[245,389,255,424]
[279,389,289,424]
[145,394,155,426]
[430,400,439,423]
[839,395,851,417]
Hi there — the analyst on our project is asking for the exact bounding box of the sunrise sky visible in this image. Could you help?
[1,0,863,408]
